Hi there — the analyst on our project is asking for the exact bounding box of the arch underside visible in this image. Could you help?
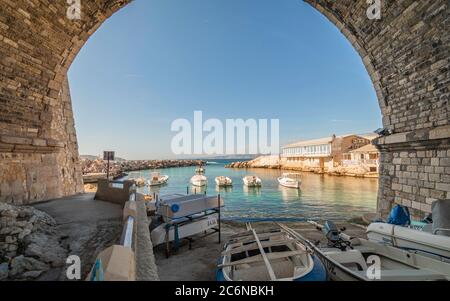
[0,0,449,218]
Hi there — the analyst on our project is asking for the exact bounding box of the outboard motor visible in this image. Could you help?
[323,220,352,251]
[322,221,340,244]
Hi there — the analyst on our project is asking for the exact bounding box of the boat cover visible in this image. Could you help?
[387,204,410,226]
[432,200,450,237]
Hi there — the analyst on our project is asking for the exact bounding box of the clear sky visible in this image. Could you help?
[68,0,382,160]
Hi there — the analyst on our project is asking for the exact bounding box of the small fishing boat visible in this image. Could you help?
[243,176,262,187]
[366,223,450,260]
[366,200,450,259]
[151,213,219,246]
[134,177,146,187]
[216,224,326,281]
[190,174,208,187]
[278,222,450,281]
[215,176,233,187]
[278,173,301,189]
[147,172,169,186]
[195,165,206,174]
[151,194,224,249]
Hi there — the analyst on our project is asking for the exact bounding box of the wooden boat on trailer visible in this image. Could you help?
[278,222,450,281]
[216,224,326,281]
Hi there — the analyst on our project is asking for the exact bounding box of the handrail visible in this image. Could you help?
[121,185,136,248]
[88,184,137,281]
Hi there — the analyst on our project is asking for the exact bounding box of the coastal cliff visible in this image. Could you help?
[226,155,281,169]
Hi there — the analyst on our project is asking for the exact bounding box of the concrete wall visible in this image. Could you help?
[0,0,449,219]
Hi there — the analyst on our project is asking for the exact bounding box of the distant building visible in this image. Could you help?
[281,133,379,173]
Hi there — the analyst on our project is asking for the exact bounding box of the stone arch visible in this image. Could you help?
[0,0,449,219]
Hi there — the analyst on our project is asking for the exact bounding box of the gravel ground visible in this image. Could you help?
[34,193,123,280]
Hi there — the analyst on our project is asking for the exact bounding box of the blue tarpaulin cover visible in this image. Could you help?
[387,204,411,226]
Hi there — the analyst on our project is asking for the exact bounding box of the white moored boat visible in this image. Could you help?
[147,172,169,186]
[215,176,232,187]
[279,221,450,281]
[216,224,326,281]
[134,177,146,187]
[195,165,205,174]
[366,200,450,259]
[278,173,301,189]
[190,174,208,187]
[243,176,262,187]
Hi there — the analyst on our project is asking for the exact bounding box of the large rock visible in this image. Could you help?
[24,232,67,267]
[0,203,68,280]
[9,255,49,278]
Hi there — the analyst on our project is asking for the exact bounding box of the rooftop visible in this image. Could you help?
[349,143,379,153]
[283,133,379,149]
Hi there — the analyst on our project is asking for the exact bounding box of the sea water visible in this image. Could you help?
[126,159,377,221]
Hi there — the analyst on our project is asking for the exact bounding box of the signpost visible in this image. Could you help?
[103,151,115,181]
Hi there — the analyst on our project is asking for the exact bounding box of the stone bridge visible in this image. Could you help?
[0,0,449,219]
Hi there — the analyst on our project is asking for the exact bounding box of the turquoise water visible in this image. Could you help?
[125,160,377,221]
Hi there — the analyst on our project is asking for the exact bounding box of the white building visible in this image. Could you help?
[281,134,378,173]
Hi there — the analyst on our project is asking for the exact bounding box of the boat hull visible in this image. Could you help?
[243,177,262,187]
[366,222,450,259]
[151,213,218,246]
[148,175,169,186]
[278,178,300,189]
[216,254,326,281]
[216,229,324,281]
[190,175,208,187]
[215,177,233,187]
[191,180,207,187]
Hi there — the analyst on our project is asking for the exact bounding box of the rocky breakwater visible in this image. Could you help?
[121,159,206,171]
[0,203,67,281]
[82,159,206,176]
[81,159,124,179]
[226,156,281,169]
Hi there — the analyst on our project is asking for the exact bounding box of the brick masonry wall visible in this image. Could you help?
[0,0,449,218]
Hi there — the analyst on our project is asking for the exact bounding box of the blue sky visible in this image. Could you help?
[68,0,381,160]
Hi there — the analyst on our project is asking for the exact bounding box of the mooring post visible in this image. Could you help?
[218,194,221,244]
[106,158,110,181]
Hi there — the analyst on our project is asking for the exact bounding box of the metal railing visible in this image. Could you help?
[89,183,136,281]
[121,185,136,248]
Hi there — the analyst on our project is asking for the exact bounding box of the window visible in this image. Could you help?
[369,153,378,160]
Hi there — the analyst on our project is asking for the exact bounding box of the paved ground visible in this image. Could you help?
[154,220,367,281]
[34,193,123,280]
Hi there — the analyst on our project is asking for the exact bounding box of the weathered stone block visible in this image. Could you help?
[1,136,32,145]
[32,139,47,147]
